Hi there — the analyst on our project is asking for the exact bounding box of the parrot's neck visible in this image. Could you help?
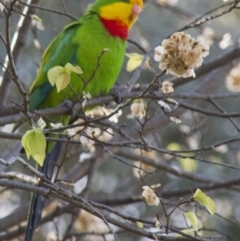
[100,17,128,40]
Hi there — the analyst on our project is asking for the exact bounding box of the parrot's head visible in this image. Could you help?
[90,0,144,39]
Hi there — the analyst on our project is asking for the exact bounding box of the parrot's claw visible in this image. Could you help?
[110,88,122,104]
[60,100,77,121]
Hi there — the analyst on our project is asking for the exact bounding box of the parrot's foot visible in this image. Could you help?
[60,100,77,121]
[110,88,122,104]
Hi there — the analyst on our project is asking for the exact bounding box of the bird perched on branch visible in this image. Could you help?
[25,0,143,240]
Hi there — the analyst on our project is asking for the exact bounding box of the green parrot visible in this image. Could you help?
[25,0,143,240]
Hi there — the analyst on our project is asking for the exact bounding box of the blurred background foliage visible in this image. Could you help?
[1,0,240,240]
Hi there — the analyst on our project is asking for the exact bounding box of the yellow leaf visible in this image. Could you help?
[167,142,181,151]
[65,63,82,74]
[204,196,216,215]
[73,66,82,74]
[177,157,197,172]
[193,189,205,205]
[31,14,42,22]
[48,63,82,92]
[184,212,198,231]
[192,189,216,215]
[136,221,144,229]
[55,73,70,92]
[47,66,63,86]
[126,53,144,72]
[180,229,195,236]
[21,130,31,160]
[21,128,46,166]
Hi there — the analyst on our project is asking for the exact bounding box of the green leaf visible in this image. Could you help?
[126,53,144,72]
[184,212,198,231]
[192,189,216,215]
[21,128,46,166]
[47,66,63,86]
[136,221,144,229]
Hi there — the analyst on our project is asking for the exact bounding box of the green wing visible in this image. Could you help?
[30,13,127,115]
[29,21,82,111]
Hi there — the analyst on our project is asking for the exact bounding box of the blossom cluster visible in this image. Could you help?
[154,32,209,78]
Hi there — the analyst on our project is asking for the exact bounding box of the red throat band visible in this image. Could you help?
[100,17,129,40]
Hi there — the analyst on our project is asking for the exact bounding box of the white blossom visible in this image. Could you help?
[82,91,92,108]
[80,127,95,147]
[219,33,233,49]
[66,128,77,137]
[142,186,160,206]
[130,99,146,119]
[86,106,122,123]
[157,0,178,6]
[197,27,215,46]
[80,135,94,147]
[161,80,174,94]
[97,128,114,142]
[158,100,171,111]
[170,116,182,124]
[50,122,63,129]
[154,46,165,62]
[154,217,161,228]
[225,63,240,92]
[37,118,46,129]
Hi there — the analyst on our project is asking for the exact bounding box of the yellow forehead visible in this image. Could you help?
[99,0,143,29]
